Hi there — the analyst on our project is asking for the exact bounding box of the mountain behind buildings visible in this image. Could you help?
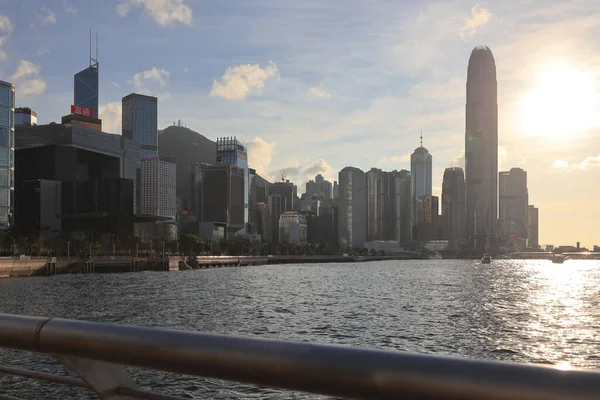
[158,125,216,199]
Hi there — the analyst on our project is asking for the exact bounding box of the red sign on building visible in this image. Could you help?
[71,105,93,117]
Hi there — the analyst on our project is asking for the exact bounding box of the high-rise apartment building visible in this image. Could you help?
[305,174,332,200]
[139,155,176,218]
[499,167,528,239]
[122,93,158,157]
[442,167,466,250]
[74,55,99,118]
[0,80,14,231]
[216,137,248,229]
[465,45,498,251]
[411,138,432,226]
[15,107,37,127]
[528,205,539,248]
[366,168,387,241]
[338,166,366,251]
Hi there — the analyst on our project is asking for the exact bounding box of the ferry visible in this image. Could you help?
[551,254,566,264]
[481,254,492,264]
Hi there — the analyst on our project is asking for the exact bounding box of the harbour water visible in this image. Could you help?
[1,259,600,399]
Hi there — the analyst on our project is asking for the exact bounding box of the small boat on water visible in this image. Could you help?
[551,254,566,264]
[481,254,492,264]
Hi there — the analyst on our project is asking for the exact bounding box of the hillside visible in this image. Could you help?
[158,125,216,199]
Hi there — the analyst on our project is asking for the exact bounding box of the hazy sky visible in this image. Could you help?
[0,0,598,247]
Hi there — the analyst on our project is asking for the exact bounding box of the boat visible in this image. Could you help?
[551,254,566,264]
[481,254,492,264]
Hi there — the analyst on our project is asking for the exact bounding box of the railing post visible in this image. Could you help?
[57,356,137,400]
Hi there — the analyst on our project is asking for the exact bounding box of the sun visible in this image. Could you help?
[518,61,600,138]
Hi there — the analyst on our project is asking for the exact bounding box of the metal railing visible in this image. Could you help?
[1,313,600,400]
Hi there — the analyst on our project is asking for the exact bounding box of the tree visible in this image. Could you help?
[369,248,377,256]
[180,234,200,255]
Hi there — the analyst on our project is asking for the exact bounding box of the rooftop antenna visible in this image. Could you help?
[420,130,423,147]
[89,29,92,66]
[96,32,99,67]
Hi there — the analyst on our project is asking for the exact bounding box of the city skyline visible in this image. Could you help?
[0,1,598,246]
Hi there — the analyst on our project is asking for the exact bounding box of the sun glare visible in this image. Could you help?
[518,61,600,138]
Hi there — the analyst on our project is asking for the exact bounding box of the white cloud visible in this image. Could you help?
[36,49,50,56]
[10,60,47,96]
[246,136,276,178]
[308,87,331,99]
[553,154,600,171]
[378,153,411,165]
[210,61,279,100]
[451,150,465,169]
[459,5,492,39]
[184,67,189,73]
[110,81,121,89]
[132,67,170,94]
[99,102,122,134]
[38,9,56,24]
[0,14,12,61]
[63,0,78,15]
[116,0,192,26]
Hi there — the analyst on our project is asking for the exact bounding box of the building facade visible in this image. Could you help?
[499,167,528,238]
[366,168,387,242]
[305,174,333,200]
[200,163,245,236]
[528,205,539,248]
[122,93,158,157]
[411,142,432,226]
[139,155,176,218]
[15,107,37,127]
[465,45,498,251]
[269,181,294,211]
[416,194,440,242]
[216,137,248,229]
[74,64,99,119]
[442,167,466,250]
[333,181,339,199]
[279,211,307,245]
[0,80,14,232]
[338,166,366,251]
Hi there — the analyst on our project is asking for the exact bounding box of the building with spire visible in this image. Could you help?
[465,45,498,251]
[411,132,432,228]
[74,32,99,119]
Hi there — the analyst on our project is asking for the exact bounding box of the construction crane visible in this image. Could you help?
[281,170,286,182]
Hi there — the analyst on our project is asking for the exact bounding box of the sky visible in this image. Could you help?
[0,0,599,247]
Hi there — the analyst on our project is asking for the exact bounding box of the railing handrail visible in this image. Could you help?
[1,313,600,399]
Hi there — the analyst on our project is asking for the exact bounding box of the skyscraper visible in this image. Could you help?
[74,53,99,119]
[442,167,466,250]
[122,93,158,157]
[366,168,387,241]
[216,137,249,230]
[465,45,498,251]
[499,167,528,238]
[338,167,366,251]
[411,135,432,226]
[139,155,176,218]
[0,80,14,231]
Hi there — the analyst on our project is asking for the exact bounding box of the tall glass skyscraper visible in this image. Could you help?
[122,93,158,157]
[0,80,14,231]
[411,137,432,226]
[465,45,498,251]
[216,137,249,231]
[74,64,99,118]
[338,166,366,251]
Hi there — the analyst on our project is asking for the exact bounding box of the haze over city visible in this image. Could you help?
[0,0,598,246]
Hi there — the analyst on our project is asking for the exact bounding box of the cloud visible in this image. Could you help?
[116,0,192,26]
[10,60,47,96]
[378,153,411,165]
[63,0,78,14]
[498,145,508,167]
[451,150,465,169]
[36,49,50,56]
[132,67,170,94]
[183,67,189,73]
[99,102,122,134]
[38,9,56,24]
[111,81,121,89]
[308,87,331,99]
[553,154,600,171]
[0,14,12,61]
[459,5,492,39]
[210,61,279,100]
[246,136,276,178]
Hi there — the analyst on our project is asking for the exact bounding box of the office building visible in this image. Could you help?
[216,137,249,229]
[139,155,176,218]
[279,211,307,245]
[15,107,37,127]
[338,166,366,251]
[200,164,245,236]
[416,194,440,241]
[442,167,466,250]
[305,174,333,200]
[499,167,529,240]
[74,60,99,119]
[411,136,432,226]
[248,168,270,233]
[15,122,139,237]
[366,168,387,241]
[269,181,294,211]
[266,194,284,244]
[61,113,101,132]
[257,202,270,243]
[333,181,339,199]
[188,163,204,216]
[388,169,413,248]
[528,205,539,248]
[465,46,498,251]
[122,93,158,157]
[0,80,14,232]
